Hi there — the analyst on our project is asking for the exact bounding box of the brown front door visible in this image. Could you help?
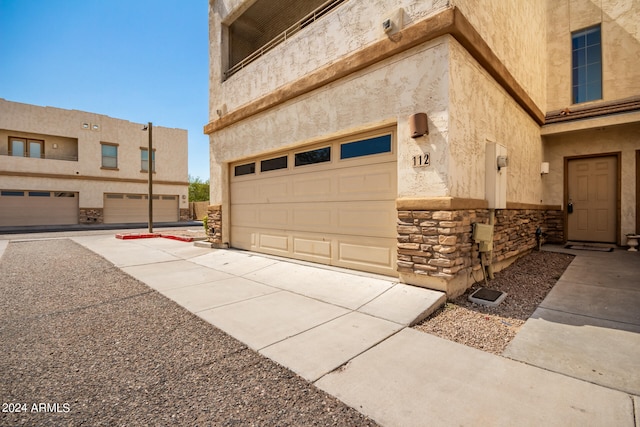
[567,155,617,243]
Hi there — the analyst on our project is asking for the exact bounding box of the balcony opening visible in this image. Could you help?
[225,0,347,80]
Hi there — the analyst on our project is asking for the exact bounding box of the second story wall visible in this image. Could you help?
[452,0,547,110]
[209,0,449,120]
[547,0,640,112]
[0,99,188,184]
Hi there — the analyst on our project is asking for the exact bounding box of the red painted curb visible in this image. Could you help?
[115,233,160,240]
[160,234,194,242]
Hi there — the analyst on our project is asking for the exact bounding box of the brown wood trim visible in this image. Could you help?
[0,170,187,186]
[546,96,640,124]
[396,197,488,211]
[506,202,562,210]
[637,150,640,233]
[564,152,622,245]
[204,7,544,135]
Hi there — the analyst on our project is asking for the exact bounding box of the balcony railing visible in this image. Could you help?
[224,0,349,80]
[0,152,78,161]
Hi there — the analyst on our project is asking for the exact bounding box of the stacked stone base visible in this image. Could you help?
[79,208,104,224]
[179,208,190,222]
[397,207,563,297]
[206,205,225,248]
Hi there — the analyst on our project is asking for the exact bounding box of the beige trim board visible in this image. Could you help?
[506,202,562,211]
[397,198,561,211]
[0,171,187,186]
[396,197,488,211]
[204,6,543,135]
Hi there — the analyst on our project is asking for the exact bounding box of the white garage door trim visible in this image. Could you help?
[104,193,178,224]
[0,190,78,226]
[230,128,397,276]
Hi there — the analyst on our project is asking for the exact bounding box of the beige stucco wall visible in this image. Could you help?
[210,38,452,205]
[547,0,640,111]
[209,0,450,120]
[448,39,544,204]
[452,0,547,109]
[0,99,188,209]
[542,122,639,236]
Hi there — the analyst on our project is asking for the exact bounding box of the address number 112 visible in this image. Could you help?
[412,153,430,167]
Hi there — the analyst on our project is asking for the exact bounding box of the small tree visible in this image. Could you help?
[189,175,210,202]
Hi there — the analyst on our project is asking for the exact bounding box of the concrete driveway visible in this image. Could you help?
[2,230,637,426]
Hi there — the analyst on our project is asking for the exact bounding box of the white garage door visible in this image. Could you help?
[104,193,178,224]
[0,190,78,226]
[230,130,397,276]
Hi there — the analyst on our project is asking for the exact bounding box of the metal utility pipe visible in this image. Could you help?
[487,209,495,279]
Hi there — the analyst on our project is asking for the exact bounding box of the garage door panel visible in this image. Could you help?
[259,233,290,253]
[337,166,396,198]
[292,207,333,228]
[230,181,260,204]
[336,238,395,274]
[230,129,397,276]
[292,175,333,200]
[0,191,78,226]
[258,207,290,227]
[104,194,177,224]
[336,202,396,237]
[293,237,332,260]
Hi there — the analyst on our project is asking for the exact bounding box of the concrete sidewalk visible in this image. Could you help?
[504,246,640,396]
[69,235,638,426]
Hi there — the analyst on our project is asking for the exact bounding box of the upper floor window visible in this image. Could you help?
[141,148,156,173]
[9,137,43,158]
[572,25,602,104]
[101,143,118,169]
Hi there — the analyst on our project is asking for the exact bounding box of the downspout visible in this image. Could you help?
[487,209,495,279]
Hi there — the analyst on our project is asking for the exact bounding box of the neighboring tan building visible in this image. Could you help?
[0,99,189,226]
[205,0,640,296]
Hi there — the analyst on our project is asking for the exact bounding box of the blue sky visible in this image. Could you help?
[0,0,210,181]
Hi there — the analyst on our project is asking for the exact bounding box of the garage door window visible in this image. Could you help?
[295,147,331,166]
[1,190,24,196]
[234,162,255,176]
[261,156,287,172]
[340,135,391,159]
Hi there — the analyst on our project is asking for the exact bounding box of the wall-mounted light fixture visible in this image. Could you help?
[541,162,550,175]
[409,113,428,138]
[497,155,508,171]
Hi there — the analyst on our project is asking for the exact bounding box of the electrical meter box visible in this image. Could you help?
[473,223,494,253]
[473,223,494,242]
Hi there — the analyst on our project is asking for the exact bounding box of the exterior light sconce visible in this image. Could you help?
[409,113,428,138]
[497,155,508,171]
[541,162,550,175]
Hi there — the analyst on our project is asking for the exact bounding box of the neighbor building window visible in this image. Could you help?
[572,25,602,104]
[9,137,44,158]
[141,148,155,172]
[101,143,118,169]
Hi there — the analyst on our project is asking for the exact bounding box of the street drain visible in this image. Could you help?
[468,288,507,307]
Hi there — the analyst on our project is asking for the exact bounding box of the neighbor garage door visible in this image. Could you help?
[0,190,78,226]
[230,129,397,276]
[104,193,178,224]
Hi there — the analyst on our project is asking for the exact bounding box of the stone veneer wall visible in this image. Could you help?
[179,208,190,222]
[206,205,223,247]
[79,208,103,224]
[397,207,564,297]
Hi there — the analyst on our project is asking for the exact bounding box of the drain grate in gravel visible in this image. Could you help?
[413,250,574,355]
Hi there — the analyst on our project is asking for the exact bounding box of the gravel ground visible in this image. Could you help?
[0,239,377,426]
[413,250,575,355]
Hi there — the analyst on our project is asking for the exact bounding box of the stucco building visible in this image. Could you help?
[205,0,640,296]
[0,99,189,227]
